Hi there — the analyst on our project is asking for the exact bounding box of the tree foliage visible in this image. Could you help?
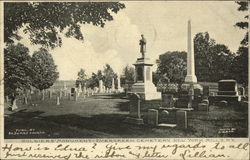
[122,65,135,83]
[230,1,248,85]
[31,48,59,90]
[194,32,234,82]
[156,51,187,85]
[4,2,125,49]
[103,64,116,88]
[4,43,32,99]
[76,68,87,88]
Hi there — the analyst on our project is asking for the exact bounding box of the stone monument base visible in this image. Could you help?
[131,82,161,100]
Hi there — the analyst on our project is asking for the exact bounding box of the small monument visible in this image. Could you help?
[78,83,82,93]
[117,74,123,92]
[99,80,103,93]
[130,34,161,100]
[178,20,202,109]
[111,78,115,92]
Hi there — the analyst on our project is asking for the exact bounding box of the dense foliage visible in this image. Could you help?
[31,49,59,91]
[4,2,125,49]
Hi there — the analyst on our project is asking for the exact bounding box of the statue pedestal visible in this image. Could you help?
[130,58,161,100]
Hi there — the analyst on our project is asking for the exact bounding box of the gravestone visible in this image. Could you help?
[124,93,144,124]
[198,99,209,111]
[239,87,245,97]
[99,80,103,93]
[56,97,60,105]
[215,80,241,103]
[71,88,76,96]
[203,86,209,98]
[148,109,158,126]
[162,94,174,108]
[11,99,18,110]
[78,83,82,93]
[176,110,188,129]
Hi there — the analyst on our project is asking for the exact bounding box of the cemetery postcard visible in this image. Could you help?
[0,0,249,160]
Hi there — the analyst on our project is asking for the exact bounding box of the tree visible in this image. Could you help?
[31,48,59,91]
[194,32,234,82]
[194,32,216,81]
[122,65,135,83]
[235,1,248,46]
[76,68,87,89]
[4,2,125,49]
[4,43,32,108]
[209,44,234,81]
[156,51,187,86]
[103,64,116,88]
[86,70,103,89]
[230,1,248,85]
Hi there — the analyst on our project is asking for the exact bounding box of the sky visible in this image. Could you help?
[18,1,246,80]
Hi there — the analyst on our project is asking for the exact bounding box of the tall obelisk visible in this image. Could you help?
[185,20,197,83]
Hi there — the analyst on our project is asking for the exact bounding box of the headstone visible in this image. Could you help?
[148,109,158,126]
[203,86,209,97]
[198,103,209,111]
[56,96,60,105]
[99,80,103,93]
[239,87,245,97]
[129,93,141,118]
[117,75,122,92]
[11,99,18,110]
[125,93,144,124]
[71,88,75,97]
[78,83,82,93]
[162,94,174,108]
[219,100,228,107]
[194,88,201,97]
[176,110,188,129]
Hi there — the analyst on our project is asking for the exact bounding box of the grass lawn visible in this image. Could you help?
[4,93,248,138]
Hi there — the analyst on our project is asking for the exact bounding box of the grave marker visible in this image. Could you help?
[176,110,188,129]
[148,109,158,126]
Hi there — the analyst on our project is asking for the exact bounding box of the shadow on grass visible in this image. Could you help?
[94,93,127,100]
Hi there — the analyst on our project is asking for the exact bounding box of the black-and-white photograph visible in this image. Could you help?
[2,1,248,140]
